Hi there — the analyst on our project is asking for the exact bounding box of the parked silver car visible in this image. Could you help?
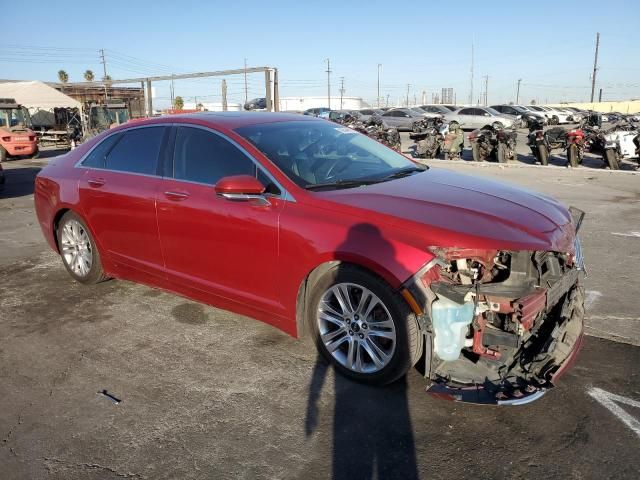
[444,106,517,130]
[419,104,453,115]
[492,105,546,127]
[380,108,426,131]
[358,108,384,122]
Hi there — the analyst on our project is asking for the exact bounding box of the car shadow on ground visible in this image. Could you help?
[0,166,41,199]
[304,223,420,480]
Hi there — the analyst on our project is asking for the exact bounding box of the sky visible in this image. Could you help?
[2,0,639,109]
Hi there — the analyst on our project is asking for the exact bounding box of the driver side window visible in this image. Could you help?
[172,127,255,185]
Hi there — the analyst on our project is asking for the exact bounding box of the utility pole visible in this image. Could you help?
[243,58,248,105]
[469,42,474,105]
[339,77,345,110]
[590,32,600,102]
[598,88,603,102]
[99,49,109,99]
[516,78,522,104]
[386,94,390,107]
[406,84,411,107]
[325,58,331,109]
[377,63,382,108]
[222,79,228,111]
[483,75,489,106]
[421,90,426,104]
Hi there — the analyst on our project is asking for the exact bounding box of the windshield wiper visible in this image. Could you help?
[378,166,427,181]
[305,178,383,191]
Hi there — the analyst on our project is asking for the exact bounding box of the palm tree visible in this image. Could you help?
[84,70,95,82]
[174,96,184,110]
[58,70,69,83]
[103,74,112,81]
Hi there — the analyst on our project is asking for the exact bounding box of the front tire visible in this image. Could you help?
[567,143,579,167]
[308,265,422,386]
[537,142,549,165]
[471,142,483,162]
[604,149,619,170]
[497,143,508,163]
[57,211,109,284]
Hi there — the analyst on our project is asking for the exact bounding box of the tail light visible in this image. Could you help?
[28,135,35,141]
[1,136,10,142]
[536,131,544,140]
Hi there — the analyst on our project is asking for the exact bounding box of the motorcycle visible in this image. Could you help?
[527,119,584,167]
[410,117,445,158]
[350,116,401,152]
[583,120,638,170]
[469,124,517,163]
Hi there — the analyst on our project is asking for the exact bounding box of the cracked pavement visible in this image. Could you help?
[1,152,639,479]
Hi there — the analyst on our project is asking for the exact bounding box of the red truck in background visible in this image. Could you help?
[0,98,39,162]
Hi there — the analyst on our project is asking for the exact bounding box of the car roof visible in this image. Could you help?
[110,112,319,132]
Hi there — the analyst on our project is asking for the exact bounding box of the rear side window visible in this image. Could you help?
[105,127,165,175]
[172,126,255,185]
[81,133,122,168]
[458,108,474,115]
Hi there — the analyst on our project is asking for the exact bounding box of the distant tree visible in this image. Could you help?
[58,70,69,83]
[103,75,112,81]
[174,96,184,110]
[196,102,204,111]
[84,70,94,82]
[530,99,537,105]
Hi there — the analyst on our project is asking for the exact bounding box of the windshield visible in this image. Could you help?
[530,106,544,111]
[0,107,32,128]
[235,120,419,189]
[108,108,129,125]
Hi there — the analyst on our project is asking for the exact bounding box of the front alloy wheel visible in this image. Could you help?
[309,266,422,385]
[317,283,396,374]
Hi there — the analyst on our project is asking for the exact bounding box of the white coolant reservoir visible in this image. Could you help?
[431,297,475,361]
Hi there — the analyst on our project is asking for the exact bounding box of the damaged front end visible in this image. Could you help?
[405,216,586,405]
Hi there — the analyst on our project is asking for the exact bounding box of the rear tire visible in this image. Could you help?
[56,211,109,285]
[31,147,40,159]
[537,142,549,165]
[604,149,619,170]
[0,146,6,162]
[567,143,579,168]
[307,264,422,386]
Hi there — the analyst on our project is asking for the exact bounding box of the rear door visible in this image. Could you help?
[456,108,475,128]
[78,125,169,277]
[155,125,285,313]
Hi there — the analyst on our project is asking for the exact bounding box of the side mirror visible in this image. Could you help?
[215,175,270,206]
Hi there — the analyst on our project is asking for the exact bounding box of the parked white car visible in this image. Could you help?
[444,106,517,130]
[526,106,571,125]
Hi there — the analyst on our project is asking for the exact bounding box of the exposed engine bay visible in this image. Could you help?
[407,236,585,404]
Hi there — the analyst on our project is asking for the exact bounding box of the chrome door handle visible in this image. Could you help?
[164,191,190,201]
[88,178,105,188]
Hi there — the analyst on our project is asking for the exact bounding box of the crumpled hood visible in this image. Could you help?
[319,168,575,252]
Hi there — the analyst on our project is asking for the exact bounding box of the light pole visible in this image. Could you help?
[377,63,382,108]
[516,78,522,104]
[325,58,331,110]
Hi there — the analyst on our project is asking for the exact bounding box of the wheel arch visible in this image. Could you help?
[294,258,406,339]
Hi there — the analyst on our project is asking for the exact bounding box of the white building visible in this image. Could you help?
[183,102,243,112]
[279,96,370,112]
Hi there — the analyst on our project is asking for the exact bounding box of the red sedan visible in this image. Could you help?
[34,113,585,404]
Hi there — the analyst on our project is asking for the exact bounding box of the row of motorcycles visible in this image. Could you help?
[410,117,516,163]
[332,110,640,169]
[527,113,640,169]
[332,114,402,152]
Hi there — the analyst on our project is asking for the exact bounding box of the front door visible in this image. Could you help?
[156,126,284,314]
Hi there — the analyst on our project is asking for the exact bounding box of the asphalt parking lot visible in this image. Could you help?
[1,148,639,479]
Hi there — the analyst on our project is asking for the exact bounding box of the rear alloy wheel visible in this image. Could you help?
[492,121,503,130]
[309,266,421,385]
[604,149,619,170]
[57,211,109,284]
